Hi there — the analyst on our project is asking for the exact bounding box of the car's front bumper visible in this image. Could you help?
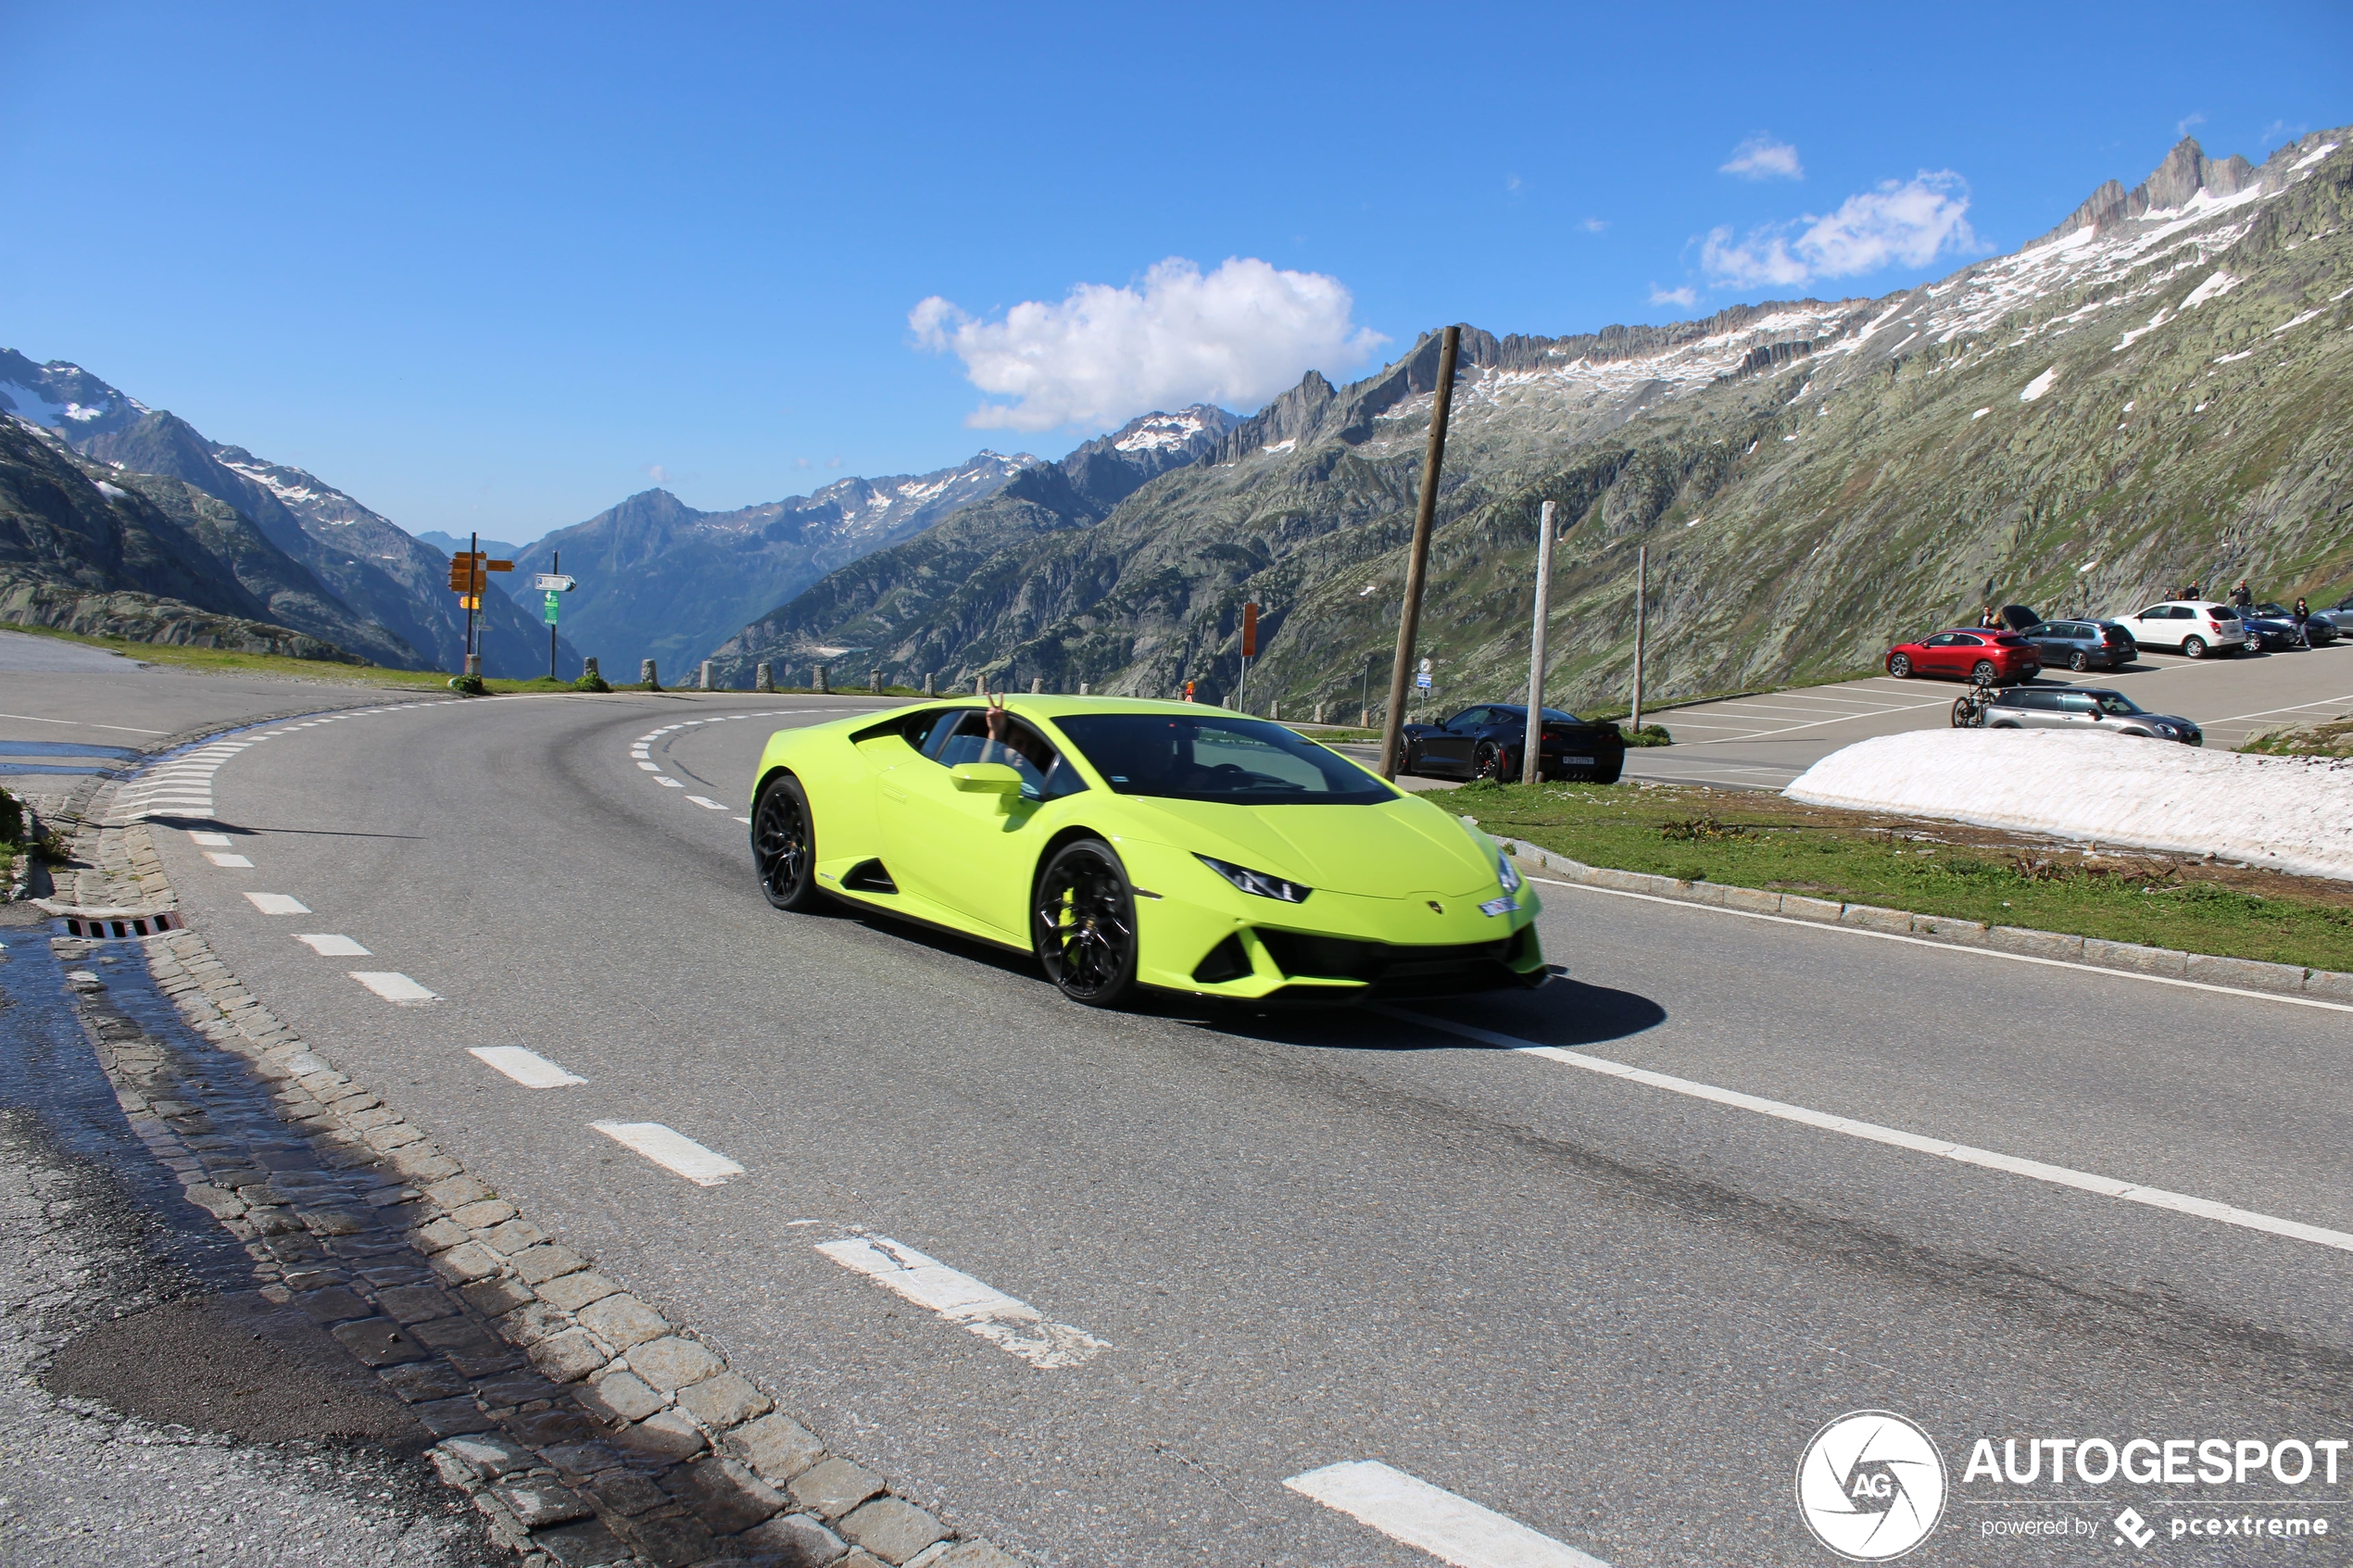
[1111,835,1548,1001]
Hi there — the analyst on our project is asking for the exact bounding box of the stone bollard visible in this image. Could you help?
[813,665,829,693]
[1315,701,1327,723]
[641,659,659,689]
[870,669,881,693]
[924,672,936,696]
[755,662,774,693]
[1271,699,1280,721]
[1360,707,1371,727]
[1078,682,1089,696]
[698,660,713,691]
[975,674,987,696]
[1030,677,1043,695]
[583,657,599,682]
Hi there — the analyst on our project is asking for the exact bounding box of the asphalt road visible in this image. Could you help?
[31,672,2348,1566]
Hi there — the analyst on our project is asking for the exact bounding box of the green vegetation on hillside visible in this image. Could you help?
[1462,780,2353,972]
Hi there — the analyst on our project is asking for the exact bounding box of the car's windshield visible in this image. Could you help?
[1052,713,1394,804]
[2095,694,2142,716]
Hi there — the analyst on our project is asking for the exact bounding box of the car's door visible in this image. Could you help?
[1917,633,1962,674]
[879,711,1075,936]
[2048,692,2099,729]
[1417,708,1485,773]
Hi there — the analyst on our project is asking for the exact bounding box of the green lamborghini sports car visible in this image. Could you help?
[747,696,1548,1007]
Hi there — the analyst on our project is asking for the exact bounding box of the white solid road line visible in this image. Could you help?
[1375,1004,2353,1257]
[590,1121,745,1186]
[686,796,728,810]
[296,934,371,957]
[349,971,439,1004]
[470,1047,587,1088]
[243,893,310,915]
[815,1235,1111,1368]
[1284,1461,1609,1568]
[204,852,254,868]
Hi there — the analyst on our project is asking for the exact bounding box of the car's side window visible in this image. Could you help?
[931,713,1085,801]
[1953,633,1984,646]
[1444,708,1485,730]
[2057,694,2095,713]
[901,708,958,755]
[2136,606,2166,620]
[1922,633,1957,647]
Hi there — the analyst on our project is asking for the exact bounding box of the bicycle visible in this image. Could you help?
[1950,671,1998,728]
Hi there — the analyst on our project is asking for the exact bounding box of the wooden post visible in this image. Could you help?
[1630,544,1648,733]
[1521,500,1555,784]
[1378,325,1463,779]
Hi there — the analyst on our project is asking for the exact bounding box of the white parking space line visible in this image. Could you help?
[188,831,234,847]
[295,934,371,956]
[1377,1003,2353,1256]
[686,797,728,810]
[815,1235,1111,1368]
[349,971,439,1004]
[204,852,254,868]
[243,893,310,915]
[590,1122,745,1185]
[1284,1461,1609,1568]
[470,1047,587,1088]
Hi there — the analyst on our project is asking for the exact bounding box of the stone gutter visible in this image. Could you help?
[1495,839,2353,1005]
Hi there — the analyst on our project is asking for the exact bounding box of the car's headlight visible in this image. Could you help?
[1496,853,1522,893]
[1196,855,1312,903]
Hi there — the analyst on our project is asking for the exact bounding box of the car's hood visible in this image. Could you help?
[1117,796,1498,898]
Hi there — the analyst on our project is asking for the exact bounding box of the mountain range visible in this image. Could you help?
[1,350,574,677]
[712,129,2353,714]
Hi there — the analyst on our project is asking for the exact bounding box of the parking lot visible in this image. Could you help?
[1622,640,2353,790]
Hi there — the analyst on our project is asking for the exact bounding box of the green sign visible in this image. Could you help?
[543,591,560,625]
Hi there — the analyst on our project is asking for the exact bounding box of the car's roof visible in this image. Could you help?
[905,695,1267,721]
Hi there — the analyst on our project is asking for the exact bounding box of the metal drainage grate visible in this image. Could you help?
[61,911,185,939]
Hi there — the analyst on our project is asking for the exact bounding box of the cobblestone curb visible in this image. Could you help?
[52,784,1026,1568]
[1498,839,2348,1003]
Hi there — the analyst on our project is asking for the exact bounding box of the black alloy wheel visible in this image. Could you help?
[1033,839,1140,1007]
[1473,741,1507,781]
[753,774,824,911]
[1971,659,1998,683]
[1888,654,1912,678]
[2070,651,2089,671]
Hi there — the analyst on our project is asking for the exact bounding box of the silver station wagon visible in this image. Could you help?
[1984,686,2202,744]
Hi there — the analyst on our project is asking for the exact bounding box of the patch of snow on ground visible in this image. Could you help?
[0,382,102,426]
[2114,307,2173,351]
[1786,730,2353,880]
[94,480,127,499]
[2290,142,2340,173]
[1261,439,1297,455]
[2214,350,2253,363]
[2182,270,2242,308]
[1114,412,1206,453]
[2020,367,2058,401]
[2271,308,2325,334]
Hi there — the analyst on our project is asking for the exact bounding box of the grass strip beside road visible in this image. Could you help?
[1457,780,2353,974]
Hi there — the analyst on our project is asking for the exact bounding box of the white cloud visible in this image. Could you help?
[647,464,668,483]
[911,256,1387,432]
[826,457,843,469]
[2178,111,2207,137]
[1701,171,1977,289]
[1720,135,1804,181]
[795,458,812,470]
[1650,284,1699,307]
[1580,217,1609,233]
[1506,173,1522,192]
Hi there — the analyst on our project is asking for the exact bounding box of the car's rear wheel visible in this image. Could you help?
[1971,659,1997,683]
[1034,839,1139,1007]
[753,774,824,911]
[2183,636,2208,659]
[1888,654,1912,678]
[2069,651,2089,672]
[1473,741,1507,781]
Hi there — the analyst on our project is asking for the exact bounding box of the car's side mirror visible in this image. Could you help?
[950,762,1025,796]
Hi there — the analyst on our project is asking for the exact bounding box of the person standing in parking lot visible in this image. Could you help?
[2232,580,2253,610]
[2294,597,2313,646]
[1977,605,2000,629]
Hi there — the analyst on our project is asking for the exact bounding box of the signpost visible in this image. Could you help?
[443,533,515,679]
[1239,600,1259,709]
[537,553,574,680]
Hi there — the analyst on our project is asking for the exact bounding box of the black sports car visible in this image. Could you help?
[1401,704,1627,784]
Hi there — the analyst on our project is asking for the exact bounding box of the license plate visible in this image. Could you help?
[1479,897,1516,918]
[1563,755,1593,765]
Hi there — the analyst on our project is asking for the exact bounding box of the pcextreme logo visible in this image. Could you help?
[1797,1411,1949,1562]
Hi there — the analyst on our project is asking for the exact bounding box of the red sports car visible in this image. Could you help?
[1885,629,2042,684]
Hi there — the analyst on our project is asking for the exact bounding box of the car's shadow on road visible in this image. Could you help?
[1149,977,1667,1054]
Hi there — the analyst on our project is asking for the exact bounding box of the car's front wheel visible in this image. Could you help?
[1888,654,1912,678]
[1034,839,1139,1007]
[753,774,825,911]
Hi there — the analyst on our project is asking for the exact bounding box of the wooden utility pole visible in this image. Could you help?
[1520,500,1555,784]
[1630,544,1648,733]
[1378,325,1463,779]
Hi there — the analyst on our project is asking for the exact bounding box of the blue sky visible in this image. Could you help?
[4,2,2347,544]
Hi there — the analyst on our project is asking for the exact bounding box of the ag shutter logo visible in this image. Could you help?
[1797,1411,1949,1561]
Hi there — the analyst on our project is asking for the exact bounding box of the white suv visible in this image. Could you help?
[2106,600,2247,659]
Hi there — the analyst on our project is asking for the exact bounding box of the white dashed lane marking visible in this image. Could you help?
[188,831,234,847]
[814,1235,1110,1368]
[204,852,254,868]
[590,1122,744,1185]
[656,777,683,787]
[1378,1005,2353,1255]
[295,934,371,957]
[686,797,728,810]
[1284,1461,1610,1568]
[470,1047,587,1088]
[244,893,310,915]
[349,971,439,1004]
